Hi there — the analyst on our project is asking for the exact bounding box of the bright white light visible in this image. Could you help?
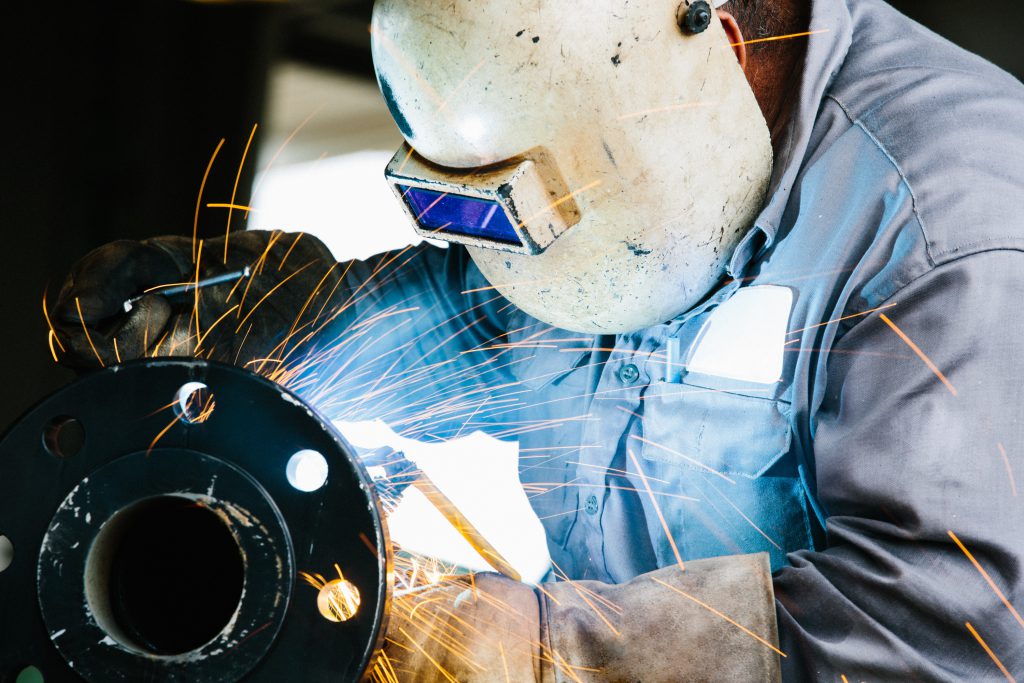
[286,450,329,492]
[459,115,487,143]
[175,382,208,415]
[334,419,552,585]
[248,151,421,261]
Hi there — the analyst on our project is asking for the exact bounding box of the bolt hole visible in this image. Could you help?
[317,579,361,622]
[174,382,215,424]
[42,416,84,458]
[15,666,43,683]
[0,535,12,573]
[286,450,329,492]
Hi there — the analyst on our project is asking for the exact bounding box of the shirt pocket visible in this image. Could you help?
[640,380,792,479]
[637,380,810,570]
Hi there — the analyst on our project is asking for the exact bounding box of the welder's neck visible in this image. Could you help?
[743,3,812,154]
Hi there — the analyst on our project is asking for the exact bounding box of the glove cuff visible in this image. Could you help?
[538,553,781,682]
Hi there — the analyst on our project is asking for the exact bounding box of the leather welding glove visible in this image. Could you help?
[378,552,780,682]
[52,231,340,371]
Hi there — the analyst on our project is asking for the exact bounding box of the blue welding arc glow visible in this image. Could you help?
[398,185,523,246]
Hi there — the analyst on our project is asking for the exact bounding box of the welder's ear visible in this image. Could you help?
[718,10,748,71]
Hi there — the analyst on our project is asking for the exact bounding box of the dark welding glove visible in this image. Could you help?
[52,231,340,371]
[379,553,781,682]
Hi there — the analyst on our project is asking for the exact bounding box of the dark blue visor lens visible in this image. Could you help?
[398,185,522,247]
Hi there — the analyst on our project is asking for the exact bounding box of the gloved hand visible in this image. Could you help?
[51,231,340,371]
[378,553,781,682]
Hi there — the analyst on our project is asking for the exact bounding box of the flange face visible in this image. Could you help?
[0,359,390,683]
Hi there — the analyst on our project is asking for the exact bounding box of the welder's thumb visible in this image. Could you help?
[52,239,188,370]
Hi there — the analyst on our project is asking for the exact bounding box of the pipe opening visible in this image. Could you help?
[85,496,244,655]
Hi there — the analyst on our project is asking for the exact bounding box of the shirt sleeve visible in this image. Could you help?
[775,249,1024,680]
[292,240,517,442]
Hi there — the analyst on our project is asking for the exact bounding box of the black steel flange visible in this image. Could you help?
[0,359,391,683]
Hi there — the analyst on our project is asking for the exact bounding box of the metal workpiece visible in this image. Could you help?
[0,360,391,682]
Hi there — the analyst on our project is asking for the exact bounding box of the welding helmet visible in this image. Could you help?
[372,0,772,334]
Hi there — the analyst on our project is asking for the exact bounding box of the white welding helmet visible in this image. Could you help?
[372,0,772,334]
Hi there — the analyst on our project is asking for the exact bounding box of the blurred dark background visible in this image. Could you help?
[0,0,1021,433]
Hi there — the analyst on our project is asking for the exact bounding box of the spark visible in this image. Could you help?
[628,448,686,571]
[47,332,60,363]
[369,26,446,109]
[194,137,225,263]
[786,303,897,336]
[948,530,1024,630]
[248,104,325,214]
[630,435,736,484]
[879,313,957,396]
[224,122,259,263]
[41,289,65,353]
[146,414,179,455]
[707,480,782,551]
[194,305,240,353]
[840,676,850,683]
[617,101,715,121]
[74,297,105,367]
[729,28,830,48]
[234,260,317,333]
[207,202,256,212]
[461,279,556,295]
[278,232,305,272]
[113,337,122,364]
[997,443,1018,497]
[651,577,787,657]
[965,622,1016,682]
[397,627,462,683]
[436,58,487,114]
[517,180,602,228]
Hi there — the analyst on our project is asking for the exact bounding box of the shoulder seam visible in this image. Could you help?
[823,94,935,268]
[857,246,1024,323]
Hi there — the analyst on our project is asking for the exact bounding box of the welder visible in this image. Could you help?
[51,0,1024,679]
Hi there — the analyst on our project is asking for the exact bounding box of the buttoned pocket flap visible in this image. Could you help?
[640,382,791,479]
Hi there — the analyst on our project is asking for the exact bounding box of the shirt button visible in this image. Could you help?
[618,363,640,384]
[584,494,599,515]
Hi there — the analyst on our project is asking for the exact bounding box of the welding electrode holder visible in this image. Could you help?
[0,359,392,683]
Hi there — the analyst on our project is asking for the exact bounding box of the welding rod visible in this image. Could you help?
[123,266,252,313]
[413,471,523,582]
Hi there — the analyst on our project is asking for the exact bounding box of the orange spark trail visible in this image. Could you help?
[235,261,316,333]
[730,28,830,47]
[224,123,259,263]
[617,101,714,121]
[517,180,602,228]
[74,297,105,367]
[628,448,686,571]
[997,443,1018,497]
[249,104,324,214]
[42,289,66,354]
[840,676,850,683]
[278,232,305,272]
[965,622,1016,683]
[207,202,255,212]
[651,577,787,657]
[948,530,1024,630]
[147,414,179,455]
[787,303,897,336]
[631,435,736,484]
[194,137,225,263]
[879,313,957,396]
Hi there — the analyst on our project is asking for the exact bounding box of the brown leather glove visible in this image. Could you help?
[378,553,781,682]
[52,231,340,371]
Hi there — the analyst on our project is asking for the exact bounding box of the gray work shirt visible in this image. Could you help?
[303,0,1024,678]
